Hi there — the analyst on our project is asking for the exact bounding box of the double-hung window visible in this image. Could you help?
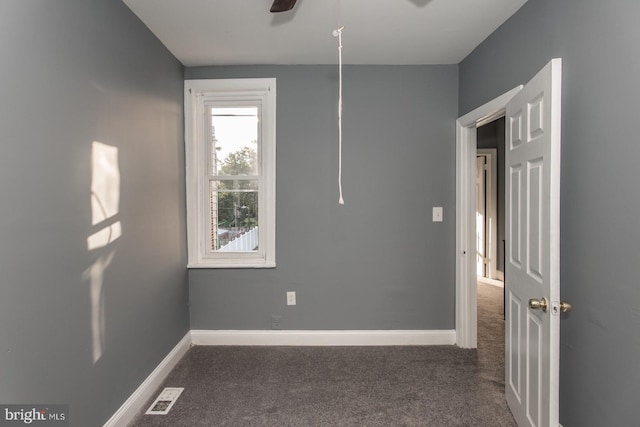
[185,78,276,268]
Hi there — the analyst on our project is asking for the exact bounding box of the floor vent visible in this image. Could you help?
[145,387,184,415]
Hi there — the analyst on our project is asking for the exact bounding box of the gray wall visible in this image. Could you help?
[186,65,458,330]
[0,1,188,425]
[460,0,640,424]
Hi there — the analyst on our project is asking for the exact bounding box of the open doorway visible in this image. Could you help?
[476,119,506,385]
[476,149,497,280]
[476,118,505,283]
[455,86,521,349]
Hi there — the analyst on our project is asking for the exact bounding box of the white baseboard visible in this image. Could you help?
[191,329,457,346]
[103,332,191,427]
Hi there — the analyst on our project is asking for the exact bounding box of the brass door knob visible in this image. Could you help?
[559,301,572,313]
[528,297,548,312]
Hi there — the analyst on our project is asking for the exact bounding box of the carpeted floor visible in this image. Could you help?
[130,282,514,426]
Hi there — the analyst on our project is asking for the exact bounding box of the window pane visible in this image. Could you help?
[210,180,259,252]
[210,107,258,176]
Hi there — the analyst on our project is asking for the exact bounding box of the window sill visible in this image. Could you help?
[187,261,276,269]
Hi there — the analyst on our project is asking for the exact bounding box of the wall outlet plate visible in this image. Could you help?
[145,387,184,415]
[287,291,296,305]
[271,315,282,329]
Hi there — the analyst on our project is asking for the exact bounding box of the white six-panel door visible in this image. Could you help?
[505,58,562,427]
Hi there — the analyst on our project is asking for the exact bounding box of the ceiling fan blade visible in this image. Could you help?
[270,0,297,13]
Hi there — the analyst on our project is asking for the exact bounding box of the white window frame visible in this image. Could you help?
[185,78,276,268]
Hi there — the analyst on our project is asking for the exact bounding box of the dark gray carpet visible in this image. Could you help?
[130,283,514,426]
[477,282,507,389]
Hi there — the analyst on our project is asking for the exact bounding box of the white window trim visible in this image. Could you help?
[184,78,276,268]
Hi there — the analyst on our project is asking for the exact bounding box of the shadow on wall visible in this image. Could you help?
[82,141,121,364]
[408,0,434,7]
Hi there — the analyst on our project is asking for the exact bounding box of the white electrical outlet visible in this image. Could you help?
[287,291,296,305]
[145,387,184,415]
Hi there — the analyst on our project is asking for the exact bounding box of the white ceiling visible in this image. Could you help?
[122,0,527,66]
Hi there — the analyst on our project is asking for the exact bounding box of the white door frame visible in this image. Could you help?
[477,148,498,281]
[455,86,522,349]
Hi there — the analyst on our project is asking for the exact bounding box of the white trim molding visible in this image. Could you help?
[103,332,191,427]
[191,330,456,346]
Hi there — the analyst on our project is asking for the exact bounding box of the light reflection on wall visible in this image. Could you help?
[83,250,114,364]
[88,142,121,249]
[85,141,121,364]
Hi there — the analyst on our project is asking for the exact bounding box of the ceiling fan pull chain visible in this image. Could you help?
[334,26,345,205]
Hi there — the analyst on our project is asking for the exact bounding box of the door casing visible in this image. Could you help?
[477,148,498,280]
